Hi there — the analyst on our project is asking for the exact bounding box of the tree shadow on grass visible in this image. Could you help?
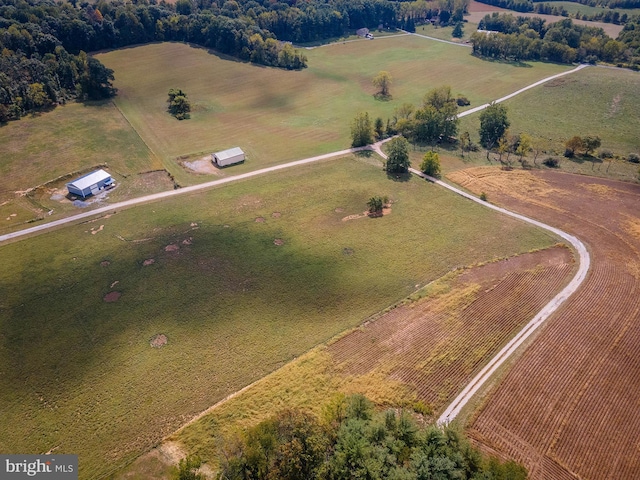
[374,93,393,101]
[386,171,411,182]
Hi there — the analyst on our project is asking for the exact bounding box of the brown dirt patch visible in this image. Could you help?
[100,261,110,267]
[274,238,284,246]
[103,291,121,302]
[181,157,220,175]
[165,244,179,252]
[150,334,168,348]
[143,258,155,266]
[255,217,265,223]
[271,212,281,218]
[454,168,640,479]
[90,225,104,235]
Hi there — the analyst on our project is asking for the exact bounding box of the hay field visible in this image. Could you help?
[0,157,557,478]
[96,38,569,184]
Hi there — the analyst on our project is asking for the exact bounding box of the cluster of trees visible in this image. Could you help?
[473,15,629,64]
[564,135,602,156]
[397,0,470,31]
[532,0,640,8]
[533,3,637,25]
[391,86,460,147]
[213,394,527,480]
[618,20,640,66]
[0,24,116,122]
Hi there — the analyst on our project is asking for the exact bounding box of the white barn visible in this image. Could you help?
[66,169,114,198]
[212,147,245,167]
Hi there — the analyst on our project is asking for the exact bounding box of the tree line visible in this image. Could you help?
[474,15,634,66]
[199,394,527,480]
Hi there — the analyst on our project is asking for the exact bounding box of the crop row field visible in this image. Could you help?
[0,157,558,478]
[448,167,640,479]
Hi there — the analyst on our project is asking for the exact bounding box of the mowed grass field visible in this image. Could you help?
[0,100,161,202]
[96,38,570,184]
[540,1,640,17]
[457,66,640,180]
[0,156,557,478]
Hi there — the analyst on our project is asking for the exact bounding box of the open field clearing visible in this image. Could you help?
[115,244,573,478]
[447,167,640,479]
[0,157,557,478]
[466,0,624,37]
[0,100,161,204]
[95,39,569,184]
[538,1,640,17]
[457,66,640,181]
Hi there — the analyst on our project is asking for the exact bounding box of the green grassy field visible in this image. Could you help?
[0,156,556,478]
[0,100,161,203]
[95,39,569,186]
[456,66,640,181]
[540,1,640,17]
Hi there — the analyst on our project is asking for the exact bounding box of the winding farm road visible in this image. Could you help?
[0,62,595,434]
[0,64,589,246]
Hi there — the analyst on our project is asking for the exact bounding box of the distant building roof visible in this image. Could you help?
[214,147,245,162]
[67,169,112,190]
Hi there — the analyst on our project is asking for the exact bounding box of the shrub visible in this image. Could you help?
[598,149,613,159]
[480,192,488,201]
[456,95,470,106]
[563,148,574,158]
[627,153,639,163]
[543,157,559,168]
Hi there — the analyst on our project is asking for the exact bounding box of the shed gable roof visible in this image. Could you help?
[214,147,244,162]
[67,169,112,191]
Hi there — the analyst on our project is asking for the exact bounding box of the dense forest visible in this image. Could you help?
[209,394,527,480]
[475,13,639,66]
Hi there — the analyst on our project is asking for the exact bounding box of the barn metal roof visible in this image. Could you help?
[214,147,244,161]
[67,169,112,190]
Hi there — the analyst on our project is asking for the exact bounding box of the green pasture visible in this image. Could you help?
[96,38,569,185]
[0,100,160,203]
[414,22,479,43]
[0,156,556,478]
[456,66,640,181]
[540,1,640,17]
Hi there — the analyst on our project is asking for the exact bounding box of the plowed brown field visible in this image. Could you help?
[449,167,640,479]
[328,245,575,411]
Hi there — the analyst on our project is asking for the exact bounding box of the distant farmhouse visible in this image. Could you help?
[356,28,374,39]
[66,169,114,198]
[212,147,245,167]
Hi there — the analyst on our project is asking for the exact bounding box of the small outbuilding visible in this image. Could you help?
[66,169,114,198]
[212,147,245,167]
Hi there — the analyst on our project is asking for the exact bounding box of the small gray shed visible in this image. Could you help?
[213,147,245,167]
[66,169,114,198]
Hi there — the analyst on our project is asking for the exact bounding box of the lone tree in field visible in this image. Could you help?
[385,136,410,173]
[167,88,191,120]
[372,71,392,98]
[351,112,374,147]
[367,196,386,215]
[479,102,509,152]
[421,151,441,177]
